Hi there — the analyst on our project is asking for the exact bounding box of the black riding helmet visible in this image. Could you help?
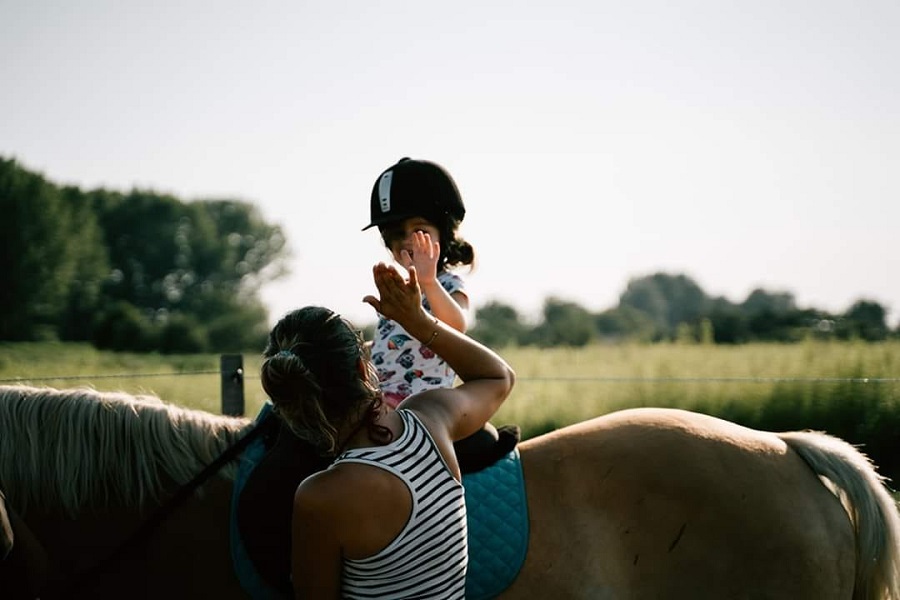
[362,157,466,232]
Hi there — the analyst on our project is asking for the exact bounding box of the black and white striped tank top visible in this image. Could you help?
[333,408,467,599]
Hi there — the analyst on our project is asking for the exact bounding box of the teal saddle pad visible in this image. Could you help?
[231,409,530,599]
[463,448,530,599]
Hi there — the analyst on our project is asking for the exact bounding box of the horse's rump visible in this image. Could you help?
[509,408,898,598]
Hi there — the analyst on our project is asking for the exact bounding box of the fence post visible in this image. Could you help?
[220,354,244,416]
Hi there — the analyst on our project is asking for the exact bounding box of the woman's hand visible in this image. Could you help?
[363,262,430,327]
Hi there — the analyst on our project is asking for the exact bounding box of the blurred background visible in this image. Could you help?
[2,0,899,351]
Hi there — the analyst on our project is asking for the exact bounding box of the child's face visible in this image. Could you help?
[379,217,441,264]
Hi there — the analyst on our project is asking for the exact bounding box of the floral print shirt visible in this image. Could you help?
[371,271,465,407]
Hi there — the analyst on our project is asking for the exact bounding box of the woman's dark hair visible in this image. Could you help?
[260,306,391,455]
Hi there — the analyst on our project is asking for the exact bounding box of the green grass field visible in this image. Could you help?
[2,339,897,427]
[493,339,900,435]
[4,339,899,480]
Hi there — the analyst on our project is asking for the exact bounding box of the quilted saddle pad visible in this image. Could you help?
[463,448,529,599]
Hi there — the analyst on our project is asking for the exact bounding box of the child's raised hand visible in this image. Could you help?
[400,231,439,284]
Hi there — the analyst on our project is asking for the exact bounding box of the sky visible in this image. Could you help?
[2,0,899,328]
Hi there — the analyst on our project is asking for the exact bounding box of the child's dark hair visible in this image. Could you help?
[367,158,476,270]
[380,216,476,271]
[260,306,392,455]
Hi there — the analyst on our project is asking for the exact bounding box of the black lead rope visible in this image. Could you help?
[42,418,272,598]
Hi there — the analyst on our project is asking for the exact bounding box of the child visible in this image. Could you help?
[363,157,518,471]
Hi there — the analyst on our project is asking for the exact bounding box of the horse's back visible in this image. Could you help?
[508,407,857,599]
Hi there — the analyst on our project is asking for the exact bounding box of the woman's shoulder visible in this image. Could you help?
[293,460,412,558]
[397,401,456,445]
[293,467,345,512]
[294,461,402,518]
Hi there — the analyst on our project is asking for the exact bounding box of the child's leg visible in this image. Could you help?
[454,422,521,474]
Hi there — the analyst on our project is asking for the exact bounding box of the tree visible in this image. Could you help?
[618,273,709,339]
[529,297,595,347]
[618,276,668,336]
[705,296,748,344]
[57,186,111,341]
[469,301,526,348]
[738,288,803,341]
[741,288,797,316]
[90,190,289,351]
[0,157,291,350]
[158,312,210,354]
[92,301,156,351]
[841,300,888,341]
[594,306,657,342]
[0,159,108,340]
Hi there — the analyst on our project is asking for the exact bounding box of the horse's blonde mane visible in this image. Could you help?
[0,385,252,516]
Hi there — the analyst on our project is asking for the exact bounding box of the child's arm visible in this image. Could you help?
[364,263,513,441]
[403,231,468,332]
[421,283,468,333]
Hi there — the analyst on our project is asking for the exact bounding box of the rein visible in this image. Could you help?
[41,416,273,597]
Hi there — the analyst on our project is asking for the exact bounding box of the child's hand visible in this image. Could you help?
[363,262,429,324]
[400,231,439,285]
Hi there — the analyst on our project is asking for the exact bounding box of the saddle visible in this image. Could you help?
[235,406,521,596]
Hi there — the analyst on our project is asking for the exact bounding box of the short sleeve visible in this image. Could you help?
[437,271,465,296]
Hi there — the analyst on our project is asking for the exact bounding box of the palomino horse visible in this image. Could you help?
[0,384,898,599]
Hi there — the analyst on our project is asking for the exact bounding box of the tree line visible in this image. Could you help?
[3,156,894,353]
[469,273,896,347]
[1,157,288,352]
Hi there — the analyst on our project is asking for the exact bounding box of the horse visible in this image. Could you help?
[0,384,898,599]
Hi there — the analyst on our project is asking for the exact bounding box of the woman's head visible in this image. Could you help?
[260,306,384,455]
[363,157,475,270]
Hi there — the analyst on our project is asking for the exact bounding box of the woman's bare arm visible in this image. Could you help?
[291,475,342,599]
[364,262,514,440]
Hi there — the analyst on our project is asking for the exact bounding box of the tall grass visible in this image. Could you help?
[0,342,271,416]
[494,340,900,435]
[3,339,899,479]
[4,339,897,428]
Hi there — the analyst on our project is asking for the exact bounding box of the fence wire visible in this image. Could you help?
[2,373,898,385]
[515,376,900,384]
[0,370,220,384]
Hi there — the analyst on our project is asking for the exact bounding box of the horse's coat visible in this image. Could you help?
[1,384,898,599]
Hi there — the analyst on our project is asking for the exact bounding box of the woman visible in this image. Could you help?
[261,261,515,599]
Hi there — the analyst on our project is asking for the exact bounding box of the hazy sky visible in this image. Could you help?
[3,0,898,327]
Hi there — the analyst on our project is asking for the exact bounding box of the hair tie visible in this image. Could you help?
[276,349,293,359]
